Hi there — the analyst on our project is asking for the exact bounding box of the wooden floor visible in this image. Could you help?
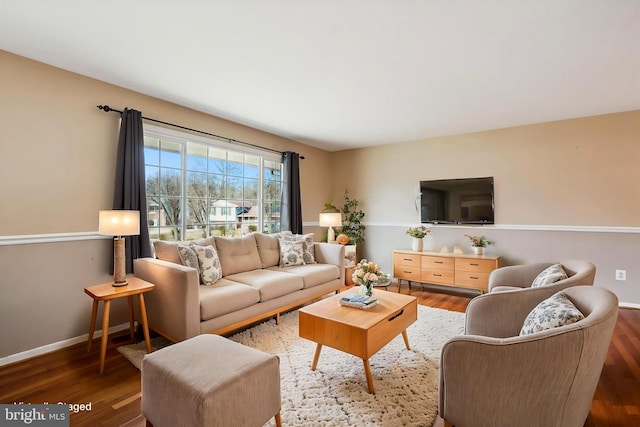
[0,284,638,426]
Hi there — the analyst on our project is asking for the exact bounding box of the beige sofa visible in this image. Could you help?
[134,233,345,342]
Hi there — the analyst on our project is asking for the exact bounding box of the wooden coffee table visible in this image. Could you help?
[299,288,417,394]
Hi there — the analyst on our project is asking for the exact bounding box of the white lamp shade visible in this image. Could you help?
[319,212,342,227]
[99,210,140,236]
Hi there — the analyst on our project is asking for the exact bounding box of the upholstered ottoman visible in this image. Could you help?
[141,334,281,427]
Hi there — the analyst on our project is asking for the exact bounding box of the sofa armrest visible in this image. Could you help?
[133,258,201,342]
[488,263,553,291]
[439,332,583,427]
[313,243,345,285]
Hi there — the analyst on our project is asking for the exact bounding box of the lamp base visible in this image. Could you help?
[113,237,128,286]
[327,227,336,243]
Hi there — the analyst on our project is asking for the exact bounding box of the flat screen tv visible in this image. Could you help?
[420,177,494,224]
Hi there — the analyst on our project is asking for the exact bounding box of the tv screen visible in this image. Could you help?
[420,177,494,224]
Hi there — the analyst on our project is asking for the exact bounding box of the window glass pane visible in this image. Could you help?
[186,171,207,197]
[243,178,258,199]
[160,140,182,168]
[144,137,160,166]
[187,143,208,172]
[226,177,242,199]
[227,152,243,176]
[208,174,225,199]
[146,166,160,196]
[244,154,259,179]
[186,198,208,226]
[159,169,181,196]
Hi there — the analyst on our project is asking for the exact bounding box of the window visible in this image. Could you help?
[143,125,282,241]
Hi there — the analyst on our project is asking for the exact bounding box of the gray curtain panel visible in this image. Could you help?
[280,151,303,234]
[112,108,153,273]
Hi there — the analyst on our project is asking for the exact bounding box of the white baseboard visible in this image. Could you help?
[0,322,132,367]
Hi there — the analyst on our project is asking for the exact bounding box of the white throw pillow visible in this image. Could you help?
[189,243,222,285]
[520,292,585,336]
[279,239,305,267]
[278,233,316,264]
[531,264,568,288]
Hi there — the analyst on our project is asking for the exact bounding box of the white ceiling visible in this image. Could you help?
[1,1,639,151]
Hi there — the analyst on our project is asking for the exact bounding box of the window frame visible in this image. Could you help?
[143,124,283,241]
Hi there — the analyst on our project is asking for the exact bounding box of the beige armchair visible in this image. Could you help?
[439,285,618,427]
[488,259,595,301]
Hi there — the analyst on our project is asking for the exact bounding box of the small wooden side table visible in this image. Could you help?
[85,277,155,373]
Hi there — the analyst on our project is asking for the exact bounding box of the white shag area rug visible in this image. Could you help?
[118,305,465,427]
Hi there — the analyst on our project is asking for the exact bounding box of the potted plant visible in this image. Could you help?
[339,189,365,243]
[406,225,431,252]
[464,234,493,255]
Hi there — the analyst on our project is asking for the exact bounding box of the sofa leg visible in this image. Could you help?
[145,419,153,427]
[443,419,453,427]
[274,412,282,427]
[275,312,280,325]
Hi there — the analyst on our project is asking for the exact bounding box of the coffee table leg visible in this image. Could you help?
[402,330,410,350]
[311,343,323,371]
[363,359,375,394]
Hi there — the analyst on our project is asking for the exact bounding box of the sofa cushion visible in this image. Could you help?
[269,263,340,289]
[225,269,304,302]
[531,263,568,287]
[279,239,305,267]
[214,234,262,276]
[199,278,261,321]
[520,292,585,336]
[278,233,316,264]
[254,233,281,268]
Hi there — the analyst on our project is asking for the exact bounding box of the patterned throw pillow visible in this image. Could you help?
[279,239,305,267]
[176,243,200,272]
[189,244,222,285]
[278,233,316,264]
[520,292,585,335]
[531,264,568,288]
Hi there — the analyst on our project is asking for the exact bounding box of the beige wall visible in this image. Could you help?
[0,51,332,359]
[328,111,640,304]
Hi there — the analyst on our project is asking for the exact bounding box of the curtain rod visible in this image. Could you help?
[96,105,304,159]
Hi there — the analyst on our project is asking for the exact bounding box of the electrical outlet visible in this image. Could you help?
[615,270,626,281]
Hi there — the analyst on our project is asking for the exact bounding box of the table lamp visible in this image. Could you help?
[319,209,342,243]
[99,210,140,286]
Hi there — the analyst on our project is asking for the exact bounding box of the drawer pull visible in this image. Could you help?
[470,276,479,280]
[403,258,413,261]
[434,261,443,264]
[403,270,412,274]
[388,309,404,322]
[434,274,442,277]
[470,263,479,266]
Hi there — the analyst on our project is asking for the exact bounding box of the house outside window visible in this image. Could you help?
[143,125,282,241]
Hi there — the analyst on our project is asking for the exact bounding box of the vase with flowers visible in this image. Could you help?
[465,234,493,255]
[406,225,431,252]
[352,259,387,297]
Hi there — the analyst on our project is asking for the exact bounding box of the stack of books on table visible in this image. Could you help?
[339,294,379,310]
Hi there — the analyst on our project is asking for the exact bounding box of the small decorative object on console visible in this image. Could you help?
[464,234,493,255]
